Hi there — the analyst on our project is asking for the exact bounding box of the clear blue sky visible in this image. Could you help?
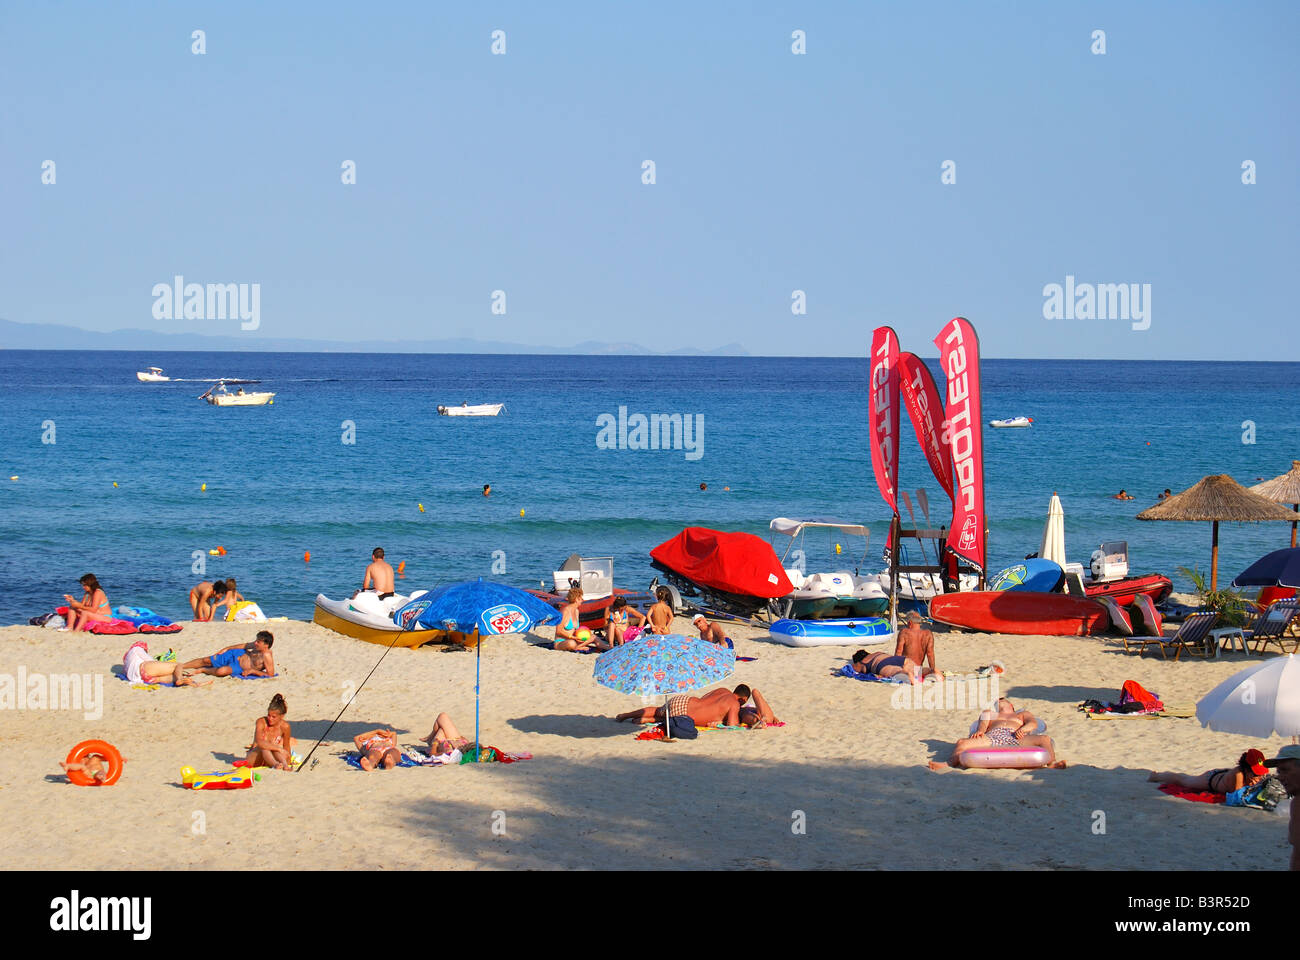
[2,1,1296,358]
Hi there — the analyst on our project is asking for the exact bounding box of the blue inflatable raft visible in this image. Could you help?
[767,617,895,648]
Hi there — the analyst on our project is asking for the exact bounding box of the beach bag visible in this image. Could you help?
[1230,775,1287,811]
[663,716,698,739]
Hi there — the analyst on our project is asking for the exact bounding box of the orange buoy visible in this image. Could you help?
[216,546,227,556]
[397,560,406,578]
[64,740,124,786]
[304,551,311,563]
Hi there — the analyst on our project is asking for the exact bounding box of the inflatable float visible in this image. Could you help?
[989,417,1033,428]
[957,718,1052,769]
[766,617,894,647]
[987,558,1064,593]
[64,740,124,786]
[180,766,257,790]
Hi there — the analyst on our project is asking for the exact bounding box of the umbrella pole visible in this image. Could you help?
[474,630,481,763]
[1210,521,1220,592]
[1292,504,1297,549]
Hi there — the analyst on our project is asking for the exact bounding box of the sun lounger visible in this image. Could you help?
[1133,611,1218,660]
[1233,600,1300,655]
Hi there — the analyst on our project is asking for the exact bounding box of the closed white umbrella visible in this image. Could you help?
[1039,493,1066,567]
[1195,654,1300,739]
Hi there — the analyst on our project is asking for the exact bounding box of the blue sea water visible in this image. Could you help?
[1,350,1297,625]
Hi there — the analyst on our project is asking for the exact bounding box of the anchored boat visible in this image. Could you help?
[437,403,504,417]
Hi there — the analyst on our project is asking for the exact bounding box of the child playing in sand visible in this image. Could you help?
[60,751,122,782]
[644,587,675,634]
[354,728,402,770]
[244,693,294,770]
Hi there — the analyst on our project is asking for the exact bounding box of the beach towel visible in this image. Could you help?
[836,663,905,683]
[139,622,183,634]
[1157,784,1224,804]
[459,746,530,763]
[344,751,420,770]
[88,619,139,635]
[114,606,177,628]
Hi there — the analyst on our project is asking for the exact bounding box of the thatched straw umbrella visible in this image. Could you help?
[1136,474,1297,590]
[1251,460,1300,548]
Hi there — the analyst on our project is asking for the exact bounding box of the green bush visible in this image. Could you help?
[1178,566,1251,627]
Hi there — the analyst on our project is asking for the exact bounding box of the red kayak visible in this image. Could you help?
[1083,573,1172,607]
[929,591,1110,636]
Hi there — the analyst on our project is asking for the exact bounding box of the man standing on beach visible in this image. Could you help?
[358,547,395,599]
[895,610,937,678]
[1265,745,1300,870]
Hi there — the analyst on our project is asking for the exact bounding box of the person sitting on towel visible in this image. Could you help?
[895,611,937,678]
[851,649,920,681]
[1147,749,1269,795]
[692,613,732,649]
[929,698,1064,770]
[606,597,646,646]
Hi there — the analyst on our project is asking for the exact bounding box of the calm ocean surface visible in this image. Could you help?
[1,350,1297,625]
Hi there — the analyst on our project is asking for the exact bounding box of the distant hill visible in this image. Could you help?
[0,317,750,356]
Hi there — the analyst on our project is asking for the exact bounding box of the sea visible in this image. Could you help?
[1,350,1297,626]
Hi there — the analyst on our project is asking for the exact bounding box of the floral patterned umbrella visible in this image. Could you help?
[593,633,735,737]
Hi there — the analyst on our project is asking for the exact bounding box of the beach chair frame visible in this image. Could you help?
[1135,611,1218,661]
[1246,600,1300,656]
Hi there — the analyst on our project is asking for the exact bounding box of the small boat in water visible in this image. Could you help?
[438,403,504,417]
[990,417,1033,428]
[136,367,169,382]
[199,381,275,406]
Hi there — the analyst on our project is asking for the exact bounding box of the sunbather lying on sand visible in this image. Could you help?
[851,649,922,682]
[616,685,757,728]
[353,728,402,770]
[738,688,779,728]
[419,712,470,759]
[123,640,190,686]
[1147,748,1268,794]
[929,698,1066,770]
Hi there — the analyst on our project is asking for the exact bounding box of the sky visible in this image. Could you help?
[1,1,1297,358]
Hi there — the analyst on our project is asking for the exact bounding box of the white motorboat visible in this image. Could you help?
[769,518,887,619]
[990,416,1033,428]
[199,381,275,406]
[437,402,504,417]
[136,367,169,382]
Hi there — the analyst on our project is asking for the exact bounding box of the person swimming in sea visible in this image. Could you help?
[1114,490,1135,500]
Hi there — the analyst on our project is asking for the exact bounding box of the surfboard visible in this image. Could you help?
[987,558,1064,593]
[928,591,1109,636]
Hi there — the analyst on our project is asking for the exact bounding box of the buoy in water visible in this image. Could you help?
[8,476,17,481]
[201,483,207,491]
[112,482,118,488]
[835,543,841,554]
[208,549,219,556]
[418,503,424,513]
[397,560,406,578]
[303,551,311,563]
[519,508,525,517]
[217,546,227,556]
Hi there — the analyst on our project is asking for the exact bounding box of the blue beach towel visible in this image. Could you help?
[343,751,421,770]
[113,606,176,628]
[836,663,906,684]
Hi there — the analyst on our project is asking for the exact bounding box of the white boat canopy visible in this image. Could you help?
[769,518,872,539]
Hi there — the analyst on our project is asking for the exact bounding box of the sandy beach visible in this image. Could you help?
[3,614,1292,871]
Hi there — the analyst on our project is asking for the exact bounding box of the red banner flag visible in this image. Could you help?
[868,327,900,517]
[898,352,954,504]
[933,317,985,573]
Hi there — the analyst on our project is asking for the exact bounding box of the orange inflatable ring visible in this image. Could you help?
[64,740,124,786]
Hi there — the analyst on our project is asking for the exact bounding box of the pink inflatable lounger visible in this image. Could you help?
[957,747,1052,769]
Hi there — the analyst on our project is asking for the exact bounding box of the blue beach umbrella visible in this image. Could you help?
[593,634,735,738]
[1233,548,1300,590]
[397,579,558,761]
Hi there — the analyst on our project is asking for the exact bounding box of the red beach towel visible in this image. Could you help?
[1158,784,1224,804]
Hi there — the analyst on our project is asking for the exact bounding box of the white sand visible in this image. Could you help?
[1,617,1293,870]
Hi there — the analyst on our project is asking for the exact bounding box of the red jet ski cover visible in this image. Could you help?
[650,528,794,599]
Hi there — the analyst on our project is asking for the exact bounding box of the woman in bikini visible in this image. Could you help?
[418,712,470,760]
[353,727,402,770]
[606,597,646,646]
[553,588,606,651]
[643,586,675,635]
[1148,748,1269,794]
[64,573,112,631]
[245,693,294,770]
